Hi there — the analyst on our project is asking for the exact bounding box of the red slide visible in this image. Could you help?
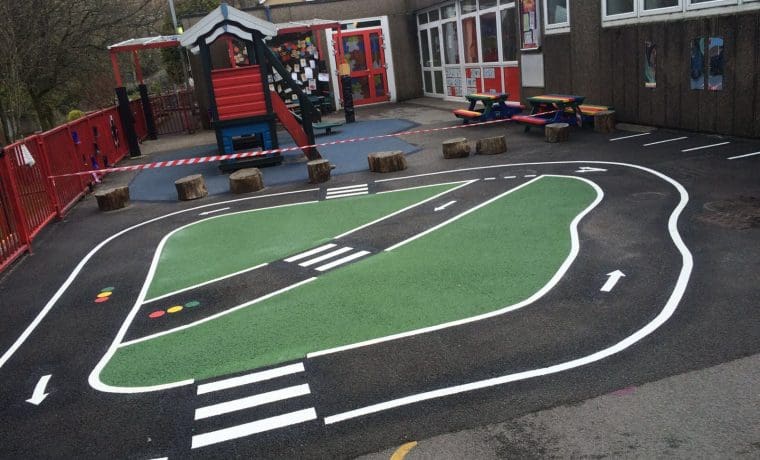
[270,93,319,160]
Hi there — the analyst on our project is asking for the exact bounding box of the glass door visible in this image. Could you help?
[420,26,445,95]
[341,29,390,105]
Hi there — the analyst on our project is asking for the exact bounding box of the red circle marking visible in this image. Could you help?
[95,297,110,304]
[149,310,166,319]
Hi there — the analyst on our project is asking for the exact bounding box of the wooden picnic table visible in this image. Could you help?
[465,93,509,120]
[526,94,586,126]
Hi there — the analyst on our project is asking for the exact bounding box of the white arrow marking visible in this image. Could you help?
[434,201,457,212]
[575,166,608,173]
[26,375,51,405]
[601,270,626,292]
[199,207,231,216]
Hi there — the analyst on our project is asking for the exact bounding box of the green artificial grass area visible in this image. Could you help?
[102,177,597,387]
[146,182,460,299]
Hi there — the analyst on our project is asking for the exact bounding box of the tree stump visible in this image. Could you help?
[94,186,130,212]
[307,159,332,183]
[175,174,208,201]
[476,135,508,155]
[229,168,264,194]
[442,137,470,159]
[545,123,570,143]
[594,110,616,134]
[368,151,407,173]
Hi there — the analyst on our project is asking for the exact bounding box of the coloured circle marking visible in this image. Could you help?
[185,301,201,308]
[97,292,112,298]
[149,310,166,319]
[95,297,110,304]
[167,306,183,314]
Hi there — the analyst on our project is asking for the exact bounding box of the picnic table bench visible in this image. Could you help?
[453,93,525,124]
[511,94,586,131]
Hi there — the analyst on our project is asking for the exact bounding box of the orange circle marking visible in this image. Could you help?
[167,306,183,314]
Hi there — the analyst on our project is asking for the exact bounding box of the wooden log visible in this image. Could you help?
[175,174,208,201]
[367,151,407,173]
[442,137,470,159]
[545,123,570,143]
[307,159,332,183]
[229,168,264,194]
[94,186,130,212]
[476,135,508,155]
[594,110,616,133]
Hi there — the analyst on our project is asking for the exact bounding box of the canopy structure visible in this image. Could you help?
[108,35,183,88]
[179,3,278,49]
[275,18,341,35]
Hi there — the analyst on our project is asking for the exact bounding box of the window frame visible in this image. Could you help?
[543,0,571,30]
[686,0,738,10]
[603,0,759,23]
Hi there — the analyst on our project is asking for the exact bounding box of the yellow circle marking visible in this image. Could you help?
[97,292,112,298]
[390,441,418,460]
[167,306,183,314]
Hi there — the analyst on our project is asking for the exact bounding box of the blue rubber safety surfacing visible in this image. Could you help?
[129,119,418,201]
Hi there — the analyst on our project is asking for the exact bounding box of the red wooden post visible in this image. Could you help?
[110,52,123,87]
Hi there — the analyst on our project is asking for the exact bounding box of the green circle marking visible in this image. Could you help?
[185,301,201,308]
[101,287,115,292]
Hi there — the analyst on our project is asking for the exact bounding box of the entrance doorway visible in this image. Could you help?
[340,29,390,105]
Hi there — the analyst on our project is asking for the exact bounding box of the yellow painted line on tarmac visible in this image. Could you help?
[390,441,418,460]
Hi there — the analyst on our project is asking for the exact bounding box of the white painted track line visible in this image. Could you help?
[326,191,369,199]
[643,136,688,147]
[681,141,731,152]
[315,251,371,272]
[299,247,353,267]
[326,184,368,192]
[609,132,651,141]
[191,408,317,449]
[143,263,268,305]
[728,151,760,160]
[195,384,311,420]
[197,363,305,395]
[284,244,337,263]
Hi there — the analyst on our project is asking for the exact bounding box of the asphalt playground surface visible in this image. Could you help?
[1,99,759,458]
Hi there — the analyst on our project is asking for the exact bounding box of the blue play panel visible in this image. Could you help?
[129,119,419,202]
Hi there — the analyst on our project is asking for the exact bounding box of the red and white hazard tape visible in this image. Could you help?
[50,110,558,179]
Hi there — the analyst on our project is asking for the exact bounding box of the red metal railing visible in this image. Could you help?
[0,101,148,272]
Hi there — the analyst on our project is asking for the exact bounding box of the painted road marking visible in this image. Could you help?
[315,251,371,272]
[600,270,626,292]
[283,244,338,263]
[298,247,354,267]
[326,184,369,200]
[322,164,692,425]
[385,177,544,253]
[26,374,51,406]
[681,141,731,152]
[199,207,231,216]
[434,201,457,212]
[391,441,419,460]
[326,184,369,192]
[504,176,516,179]
[120,279,318,349]
[524,174,537,178]
[3,187,318,374]
[727,151,760,160]
[643,136,688,147]
[484,177,496,181]
[576,167,608,173]
[195,384,311,420]
[609,132,651,141]
[191,408,317,449]
[143,263,269,305]
[197,363,305,395]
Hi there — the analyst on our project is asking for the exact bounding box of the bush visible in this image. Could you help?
[67,109,86,122]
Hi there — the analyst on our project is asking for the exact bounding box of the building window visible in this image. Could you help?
[544,0,570,27]
[604,0,758,22]
[443,21,459,64]
[480,12,499,62]
[605,0,635,15]
[462,16,478,63]
[441,4,457,19]
[501,8,517,61]
[461,0,478,14]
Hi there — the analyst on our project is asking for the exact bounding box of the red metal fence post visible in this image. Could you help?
[1,149,33,249]
[34,136,63,218]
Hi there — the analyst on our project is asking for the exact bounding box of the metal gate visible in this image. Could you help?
[150,89,200,135]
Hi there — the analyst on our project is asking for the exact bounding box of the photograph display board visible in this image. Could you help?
[518,0,541,51]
